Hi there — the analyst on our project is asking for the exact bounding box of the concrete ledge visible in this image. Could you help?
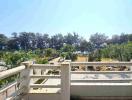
[71,85,132,96]
[27,93,61,100]
[71,96,132,100]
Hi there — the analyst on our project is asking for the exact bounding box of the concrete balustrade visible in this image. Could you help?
[0,65,26,100]
[0,65,25,80]
[28,62,70,100]
[0,61,132,100]
[71,62,132,66]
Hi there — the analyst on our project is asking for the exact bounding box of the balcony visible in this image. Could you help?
[0,61,132,100]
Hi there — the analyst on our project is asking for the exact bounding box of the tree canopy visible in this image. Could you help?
[0,32,132,60]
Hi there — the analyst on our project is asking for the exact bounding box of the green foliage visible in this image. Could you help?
[79,40,94,52]
[101,43,132,61]
[89,42,132,61]
[0,48,59,88]
[0,48,59,69]
[45,48,53,57]
[44,48,59,59]
[90,33,108,48]
[1,51,36,68]
[70,53,77,61]
[88,50,101,61]
[60,44,77,61]
[0,34,8,49]
[61,44,75,52]
[35,58,48,64]
[60,52,67,58]
[0,74,19,88]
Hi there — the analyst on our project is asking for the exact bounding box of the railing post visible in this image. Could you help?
[20,61,33,94]
[61,62,70,100]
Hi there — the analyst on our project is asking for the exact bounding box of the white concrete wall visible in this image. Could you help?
[26,85,132,100]
[27,93,61,100]
[71,85,132,97]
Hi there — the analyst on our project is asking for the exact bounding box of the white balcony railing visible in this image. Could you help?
[0,61,132,100]
[29,62,70,100]
[0,65,25,100]
[71,62,132,83]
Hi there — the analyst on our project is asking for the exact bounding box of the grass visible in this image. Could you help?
[101,58,118,62]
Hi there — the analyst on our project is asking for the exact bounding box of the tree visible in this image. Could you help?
[109,33,132,44]
[7,32,20,50]
[128,34,132,41]
[44,48,58,58]
[50,33,64,50]
[64,32,79,46]
[94,42,132,61]
[79,39,94,52]
[0,34,8,50]
[12,32,18,38]
[43,33,50,48]
[36,33,44,49]
[19,32,36,50]
[90,33,108,49]
[88,50,101,61]
[45,48,53,57]
[61,44,75,53]
[33,33,50,49]
[60,44,77,61]
[119,33,128,44]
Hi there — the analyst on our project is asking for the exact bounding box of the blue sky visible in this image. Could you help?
[0,0,132,39]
